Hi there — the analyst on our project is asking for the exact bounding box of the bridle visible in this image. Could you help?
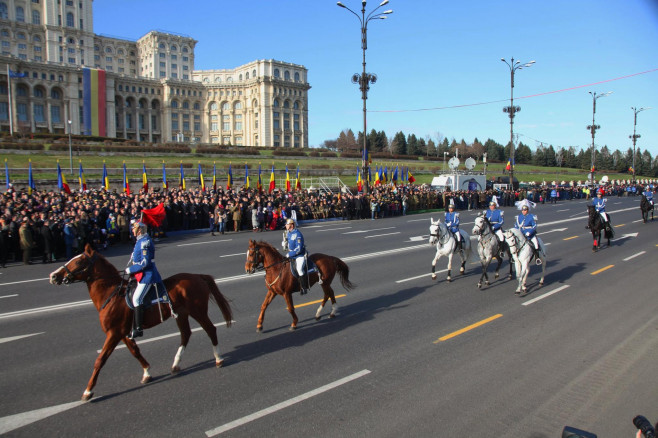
[246,244,290,289]
[61,252,98,284]
[504,230,527,256]
[429,222,450,246]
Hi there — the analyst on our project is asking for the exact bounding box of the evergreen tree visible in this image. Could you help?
[407,134,419,156]
[393,131,407,155]
[426,139,437,156]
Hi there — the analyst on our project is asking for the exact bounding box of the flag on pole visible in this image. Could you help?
[141,203,166,228]
[179,162,186,190]
[295,164,302,190]
[227,163,233,189]
[506,158,514,171]
[57,161,71,194]
[4,158,9,191]
[78,161,87,192]
[257,164,263,193]
[382,166,388,184]
[102,161,109,190]
[356,166,362,192]
[374,166,381,186]
[198,162,205,191]
[123,161,130,195]
[408,169,416,184]
[244,164,250,189]
[142,162,148,192]
[628,165,634,173]
[212,162,217,191]
[269,164,276,193]
[392,166,399,186]
[28,160,35,195]
[8,69,27,78]
[590,165,595,173]
[285,164,291,192]
[162,161,168,189]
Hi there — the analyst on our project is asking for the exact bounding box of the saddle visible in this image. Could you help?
[289,255,319,278]
[125,280,171,310]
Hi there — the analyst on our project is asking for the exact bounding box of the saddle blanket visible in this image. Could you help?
[289,258,319,278]
[125,282,170,310]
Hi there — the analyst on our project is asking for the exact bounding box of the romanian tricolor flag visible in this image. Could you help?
[162,161,168,189]
[57,161,71,194]
[363,148,371,164]
[374,166,381,186]
[392,166,399,186]
[356,166,363,192]
[212,162,217,191]
[102,161,109,190]
[179,162,186,190]
[28,160,35,195]
[123,162,130,195]
[295,164,301,191]
[78,161,87,192]
[408,169,416,184]
[285,164,291,192]
[269,164,276,193]
[382,166,388,184]
[198,163,205,191]
[257,164,263,193]
[142,162,148,192]
[227,163,233,190]
[244,164,250,189]
[590,165,595,173]
[82,68,106,137]
[628,165,634,173]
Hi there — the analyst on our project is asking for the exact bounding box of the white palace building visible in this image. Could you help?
[0,0,310,147]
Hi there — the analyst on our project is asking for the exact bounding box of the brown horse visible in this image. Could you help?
[49,244,233,401]
[244,239,354,332]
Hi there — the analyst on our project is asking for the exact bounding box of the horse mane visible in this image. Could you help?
[254,240,286,261]
[84,244,122,282]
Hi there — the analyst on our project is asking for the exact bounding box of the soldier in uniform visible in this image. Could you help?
[445,203,462,250]
[592,189,611,231]
[515,204,542,264]
[485,200,505,244]
[283,218,309,295]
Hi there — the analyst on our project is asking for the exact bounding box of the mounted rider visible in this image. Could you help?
[515,202,542,265]
[643,185,654,206]
[445,203,462,250]
[283,218,309,295]
[125,221,163,339]
[485,199,505,244]
[592,189,611,231]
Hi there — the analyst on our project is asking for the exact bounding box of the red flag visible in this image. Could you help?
[141,203,166,227]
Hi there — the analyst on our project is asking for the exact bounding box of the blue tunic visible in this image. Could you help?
[515,213,537,238]
[485,209,504,231]
[127,234,162,284]
[445,211,460,234]
[644,190,654,201]
[593,197,607,213]
[286,228,306,259]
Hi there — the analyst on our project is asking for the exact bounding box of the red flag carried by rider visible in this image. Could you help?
[141,203,166,227]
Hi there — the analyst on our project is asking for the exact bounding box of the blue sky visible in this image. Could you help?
[94,0,658,157]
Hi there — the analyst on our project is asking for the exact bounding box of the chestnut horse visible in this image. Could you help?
[244,240,354,332]
[49,244,233,401]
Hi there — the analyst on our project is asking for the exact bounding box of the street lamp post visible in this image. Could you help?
[443,151,448,172]
[337,0,393,194]
[67,119,73,174]
[587,91,612,188]
[629,106,651,184]
[501,57,534,191]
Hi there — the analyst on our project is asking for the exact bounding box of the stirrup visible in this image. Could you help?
[129,328,143,339]
[300,289,308,295]
[535,256,542,265]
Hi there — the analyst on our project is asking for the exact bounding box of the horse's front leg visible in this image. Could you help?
[507,250,515,280]
[446,253,453,282]
[431,251,441,281]
[477,260,487,289]
[83,331,123,401]
[459,250,467,275]
[123,336,152,382]
[514,260,523,294]
[282,292,299,330]
[494,255,503,280]
[257,290,276,333]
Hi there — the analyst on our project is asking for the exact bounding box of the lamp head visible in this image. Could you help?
[337,1,346,7]
[380,0,389,5]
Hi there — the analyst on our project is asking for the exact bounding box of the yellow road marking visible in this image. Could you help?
[434,314,503,343]
[563,236,579,241]
[591,265,614,275]
[614,224,625,228]
[294,294,346,309]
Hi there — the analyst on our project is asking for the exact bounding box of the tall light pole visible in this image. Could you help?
[629,106,650,184]
[337,0,393,194]
[67,119,73,174]
[501,57,535,190]
[587,91,612,187]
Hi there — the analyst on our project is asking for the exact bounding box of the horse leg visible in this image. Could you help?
[478,262,486,289]
[315,294,329,320]
[539,257,546,286]
[82,332,123,401]
[322,284,338,318]
[282,292,299,330]
[256,290,276,332]
[431,253,440,280]
[122,337,152,384]
[193,312,225,368]
[171,314,192,373]
[494,256,503,281]
[446,254,453,282]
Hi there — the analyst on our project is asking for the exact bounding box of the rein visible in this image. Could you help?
[248,245,290,289]
[62,252,98,284]
[100,274,128,310]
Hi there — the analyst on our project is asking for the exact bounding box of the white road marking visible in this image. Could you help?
[541,228,568,234]
[557,209,570,212]
[343,227,395,234]
[396,272,446,283]
[0,400,85,435]
[219,252,247,258]
[0,294,18,299]
[205,370,371,436]
[0,278,49,287]
[365,232,400,239]
[177,239,232,247]
[409,236,428,241]
[0,332,44,344]
[0,300,91,320]
[623,251,646,261]
[99,322,231,352]
[522,285,570,306]
[632,219,643,223]
[611,232,639,242]
[316,227,352,232]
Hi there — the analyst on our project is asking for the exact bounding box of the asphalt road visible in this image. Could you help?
[1,196,657,437]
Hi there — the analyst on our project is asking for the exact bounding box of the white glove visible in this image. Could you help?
[125,268,131,274]
[525,232,531,237]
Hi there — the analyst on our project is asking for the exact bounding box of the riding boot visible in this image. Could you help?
[129,305,144,339]
[299,275,309,295]
[534,247,542,265]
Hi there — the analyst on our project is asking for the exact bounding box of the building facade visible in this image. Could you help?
[0,0,310,147]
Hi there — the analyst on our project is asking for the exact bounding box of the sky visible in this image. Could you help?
[94,0,658,157]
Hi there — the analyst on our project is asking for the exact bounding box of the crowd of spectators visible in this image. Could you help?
[0,181,651,268]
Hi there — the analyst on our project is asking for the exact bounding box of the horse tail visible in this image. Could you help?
[200,275,233,327]
[333,257,355,291]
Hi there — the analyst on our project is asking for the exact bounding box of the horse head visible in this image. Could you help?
[429,218,441,246]
[245,240,265,274]
[50,244,99,285]
[503,229,520,253]
[472,213,489,236]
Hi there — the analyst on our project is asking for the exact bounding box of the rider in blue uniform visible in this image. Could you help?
[515,205,542,265]
[445,203,462,250]
[485,200,504,244]
[284,218,309,294]
[125,221,163,339]
[643,186,654,206]
[592,189,611,231]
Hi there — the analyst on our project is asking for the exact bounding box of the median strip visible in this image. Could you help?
[434,314,503,343]
[591,265,614,275]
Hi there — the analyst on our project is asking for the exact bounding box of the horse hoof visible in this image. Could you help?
[81,391,93,402]
[485,281,490,286]
[289,325,297,331]
[495,273,500,279]
[141,375,152,384]
[477,282,482,289]
[256,326,262,333]
[315,315,321,321]
[539,280,544,286]
[329,314,336,319]
[460,268,465,274]
[171,366,180,375]
[431,274,437,281]
[446,277,452,282]
[216,359,224,368]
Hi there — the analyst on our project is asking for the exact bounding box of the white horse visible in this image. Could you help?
[503,227,547,296]
[471,214,514,289]
[429,218,472,282]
